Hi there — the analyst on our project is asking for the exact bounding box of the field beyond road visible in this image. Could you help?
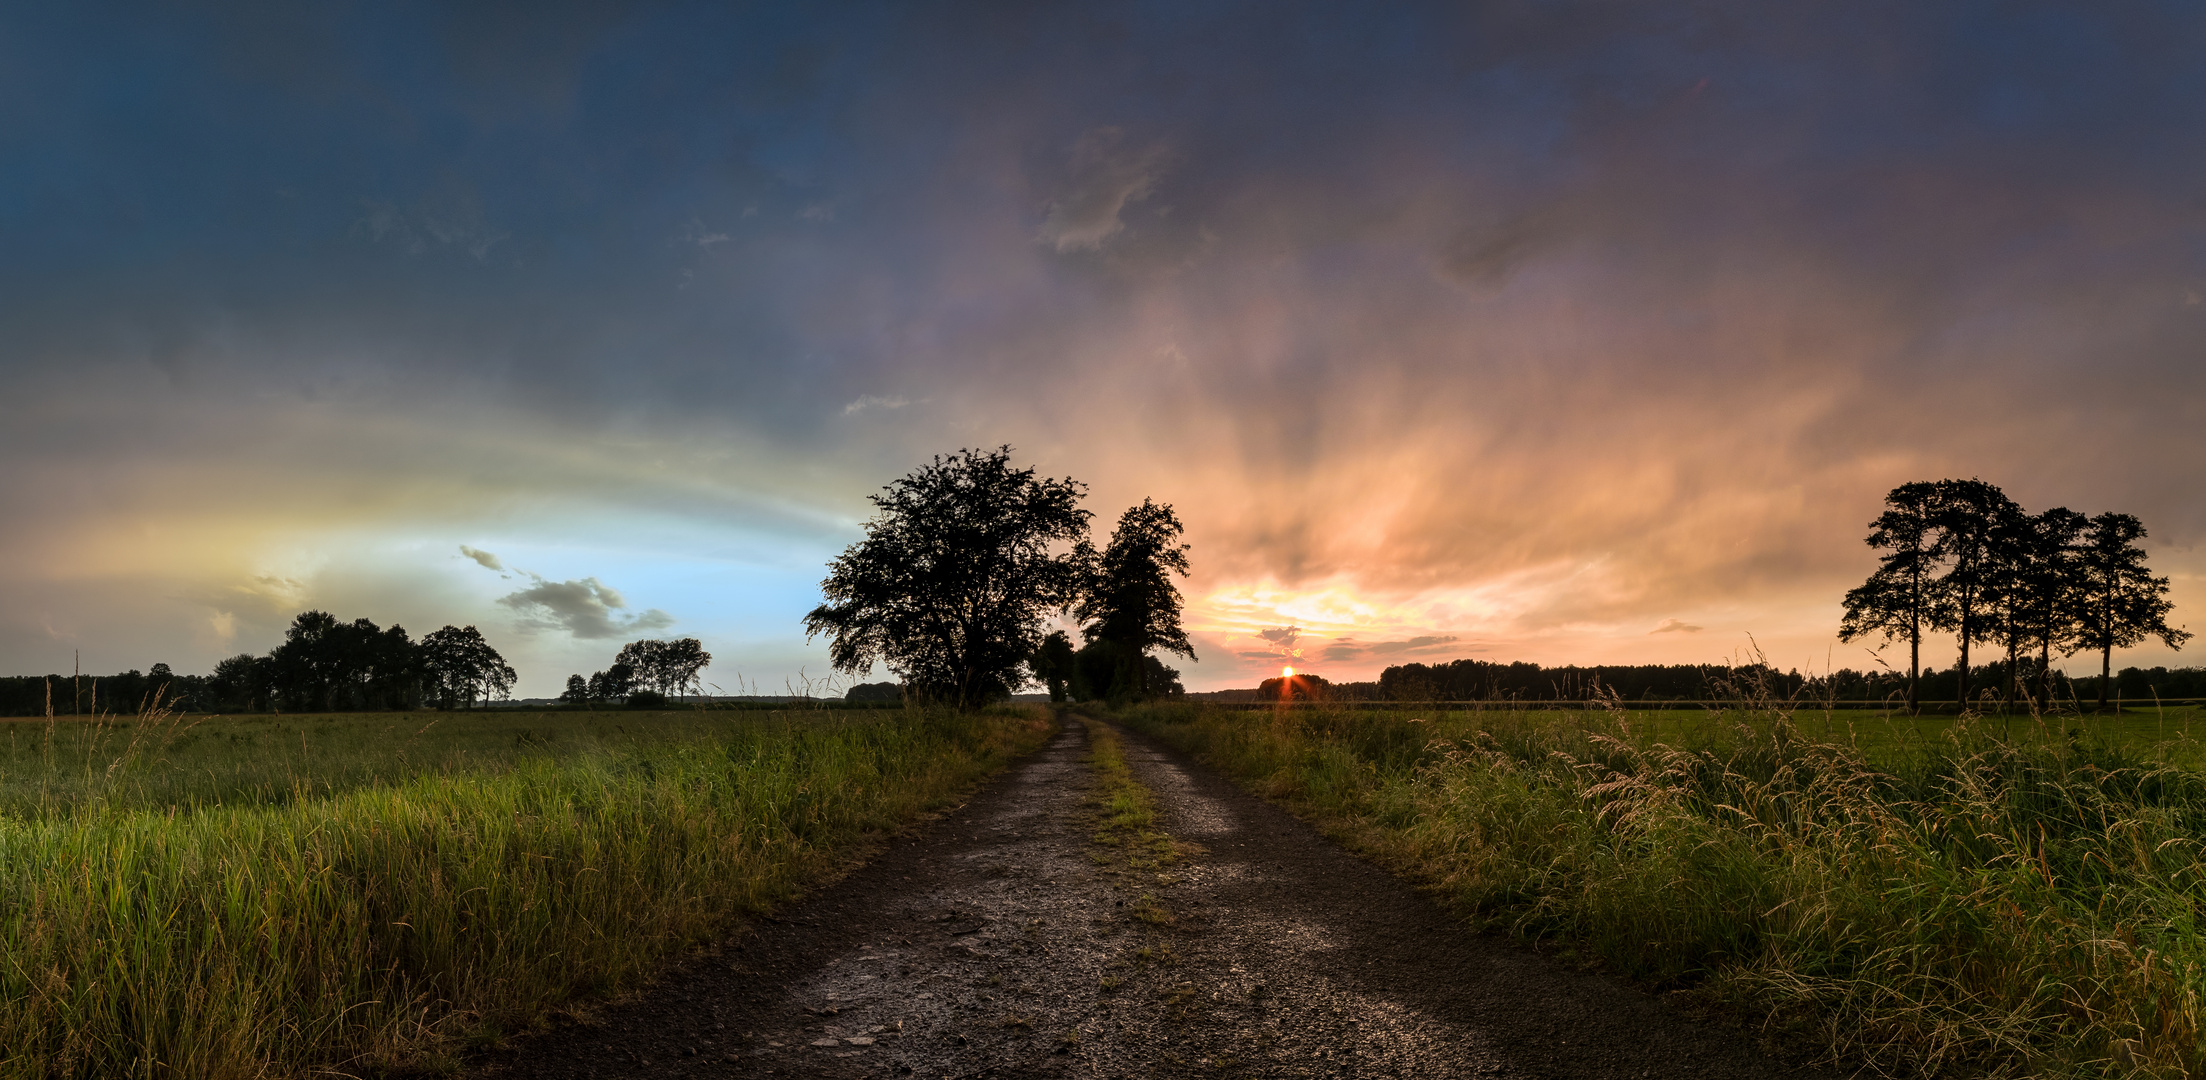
[1118,699,2206,1077]
[0,703,1052,1079]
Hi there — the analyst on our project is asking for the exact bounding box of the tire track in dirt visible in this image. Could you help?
[473,713,1829,1079]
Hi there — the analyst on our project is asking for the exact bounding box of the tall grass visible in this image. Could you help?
[1119,698,2206,1078]
[0,700,1051,1079]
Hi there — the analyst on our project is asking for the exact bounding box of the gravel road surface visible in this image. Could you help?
[474,715,1828,1079]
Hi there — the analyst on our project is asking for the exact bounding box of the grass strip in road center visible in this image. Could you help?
[1077,715,1179,872]
[1116,700,2206,1079]
[0,704,1054,1080]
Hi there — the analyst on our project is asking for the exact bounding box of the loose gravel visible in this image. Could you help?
[472,714,1831,1079]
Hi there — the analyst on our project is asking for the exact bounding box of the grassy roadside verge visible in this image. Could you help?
[0,705,1052,1079]
[1117,701,2206,1079]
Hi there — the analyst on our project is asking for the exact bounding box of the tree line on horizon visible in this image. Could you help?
[0,611,516,715]
[804,447,1196,709]
[1839,478,2187,712]
[0,615,709,716]
[1222,656,2206,706]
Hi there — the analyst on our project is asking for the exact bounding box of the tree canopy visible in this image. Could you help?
[805,447,1093,709]
[1839,481,1941,709]
[1842,480,2184,712]
[417,625,516,709]
[2074,513,2192,709]
[1074,499,1196,701]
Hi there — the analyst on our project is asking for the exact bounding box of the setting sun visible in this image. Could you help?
[1282,666,1295,678]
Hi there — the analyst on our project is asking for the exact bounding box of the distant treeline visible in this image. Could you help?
[1207,657,2206,705]
[0,614,719,717]
[0,666,189,717]
[0,611,514,716]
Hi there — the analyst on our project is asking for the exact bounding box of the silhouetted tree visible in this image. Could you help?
[2018,507,2089,707]
[560,674,589,704]
[417,625,515,709]
[587,661,635,703]
[267,610,343,710]
[659,638,711,698]
[1927,479,2021,709]
[2073,513,2190,710]
[208,653,269,712]
[610,638,713,699]
[844,681,902,702]
[805,447,1092,709]
[1840,482,1941,710]
[1075,499,1196,701]
[1029,630,1077,703]
[614,639,665,692]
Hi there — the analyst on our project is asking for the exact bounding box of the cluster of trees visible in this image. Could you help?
[0,613,518,715]
[804,447,1195,709]
[558,638,712,706]
[203,612,516,711]
[1840,479,2188,711]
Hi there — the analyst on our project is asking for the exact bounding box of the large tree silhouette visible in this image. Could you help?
[1076,499,1197,701]
[1840,482,1941,710]
[2017,507,2088,707]
[2073,512,2190,710]
[417,625,515,709]
[805,447,1091,709]
[1926,478,2021,709]
[613,637,713,699]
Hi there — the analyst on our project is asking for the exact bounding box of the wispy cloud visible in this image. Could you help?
[842,394,911,416]
[1037,127,1172,253]
[459,545,504,571]
[1650,618,1704,635]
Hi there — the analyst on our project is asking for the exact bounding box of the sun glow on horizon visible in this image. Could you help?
[1282,665,1294,678]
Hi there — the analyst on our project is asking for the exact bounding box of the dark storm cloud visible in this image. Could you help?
[10,2,2205,427]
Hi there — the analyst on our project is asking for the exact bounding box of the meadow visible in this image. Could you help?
[1116,697,2206,1078]
[0,701,1053,1079]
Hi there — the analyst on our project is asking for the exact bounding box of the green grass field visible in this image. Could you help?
[0,703,1053,1079]
[1117,699,2206,1079]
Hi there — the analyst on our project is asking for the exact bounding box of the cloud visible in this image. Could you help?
[679,218,731,248]
[459,545,504,571]
[842,394,911,416]
[1651,618,1704,635]
[1317,634,1463,665]
[498,574,674,639]
[1438,211,1563,292]
[1036,127,1172,253]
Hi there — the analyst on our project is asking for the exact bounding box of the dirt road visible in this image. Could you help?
[476,715,1826,1079]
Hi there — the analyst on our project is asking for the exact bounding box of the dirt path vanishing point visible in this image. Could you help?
[475,714,1832,1080]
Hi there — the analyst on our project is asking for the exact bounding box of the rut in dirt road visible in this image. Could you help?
[477,715,1827,1079]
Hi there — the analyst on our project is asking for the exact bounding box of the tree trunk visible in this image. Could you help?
[1908,615,1920,713]
[1956,615,1971,713]
[2100,645,2112,712]
[2040,637,2054,710]
[2004,637,2019,712]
